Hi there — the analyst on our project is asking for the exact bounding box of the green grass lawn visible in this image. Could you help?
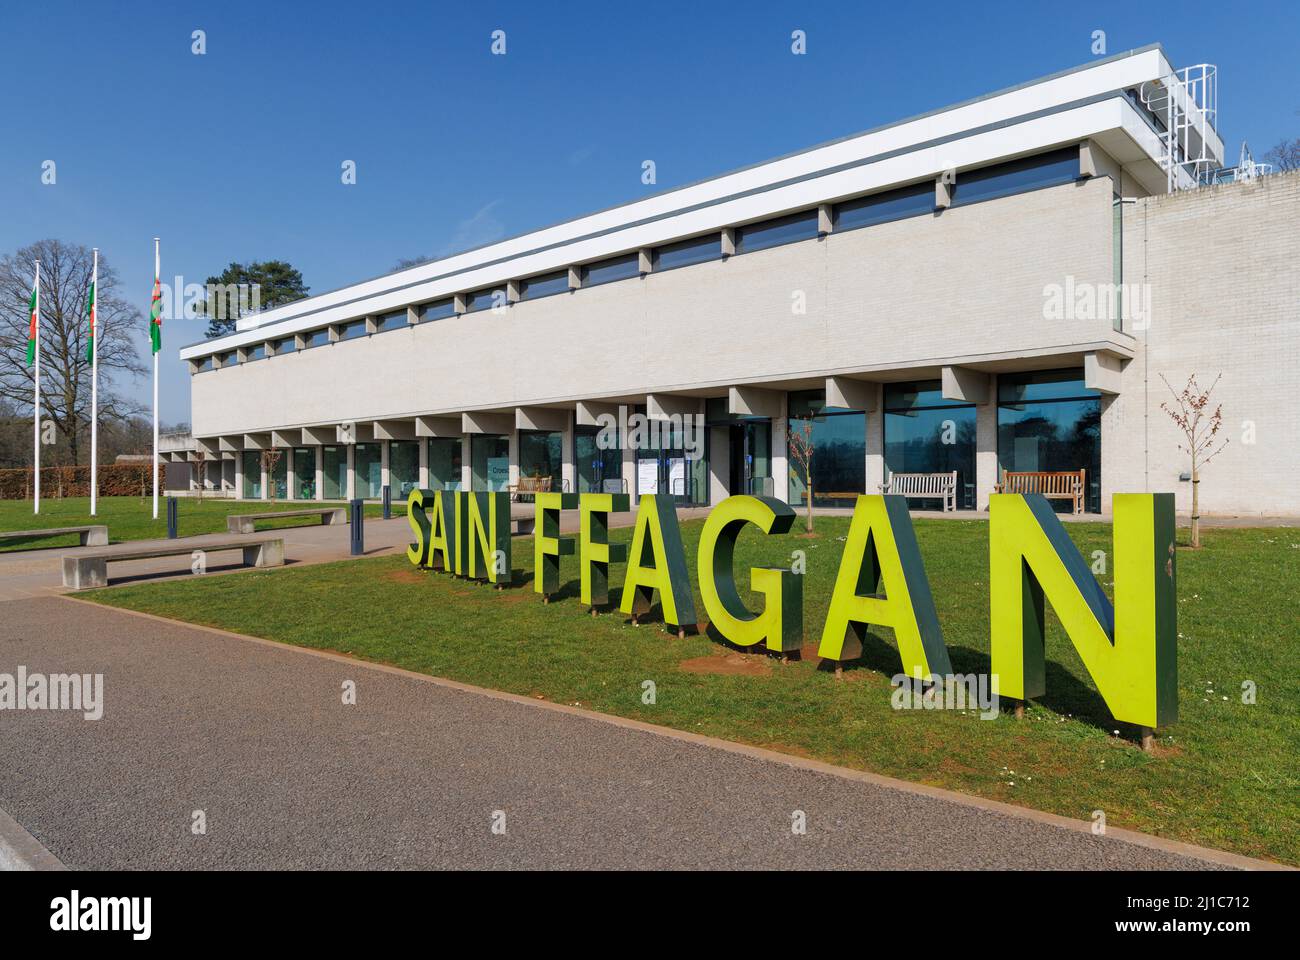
[0,496,404,551]
[83,513,1300,865]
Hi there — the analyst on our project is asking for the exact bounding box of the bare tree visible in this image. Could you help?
[788,420,816,534]
[1263,138,1300,172]
[1160,373,1228,549]
[0,240,146,466]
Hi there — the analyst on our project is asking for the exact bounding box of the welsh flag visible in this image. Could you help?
[84,281,96,362]
[148,277,162,354]
[25,282,37,367]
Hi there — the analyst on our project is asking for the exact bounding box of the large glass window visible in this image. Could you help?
[376,310,407,333]
[355,443,381,499]
[518,430,563,490]
[389,441,419,497]
[520,271,569,301]
[950,147,1079,208]
[465,287,505,314]
[294,448,316,500]
[884,381,977,510]
[834,181,934,232]
[471,435,510,491]
[787,390,866,509]
[269,450,288,499]
[576,425,623,494]
[241,450,262,499]
[997,369,1101,513]
[427,438,462,490]
[582,253,639,288]
[653,234,720,272]
[322,446,347,499]
[736,210,820,255]
[422,298,456,322]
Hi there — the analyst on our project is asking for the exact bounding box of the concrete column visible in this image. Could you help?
[234,456,244,499]
[507,430,520,491]
[770,391,789,503]
[260,458,269,501]
[381,440,391,492]
[461,437,472,491]
[866,383,885,493]
[709,425,730,505]
[315,447,324,502]
[419,438,429,489]
[286,452,296,501]
[976,374,999,511]
[346,444,356,500]
[561,411,575,494]
[622,442,636,503]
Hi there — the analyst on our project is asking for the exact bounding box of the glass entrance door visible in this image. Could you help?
[576,426,624,494]
[727,421,772,496]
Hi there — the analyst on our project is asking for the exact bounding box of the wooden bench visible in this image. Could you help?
[62,535,285,589]
[0,525,108,549]
[508,476,552,502]
[995,469,1086,514]
[879,472,959,512]
[226,507,346,534]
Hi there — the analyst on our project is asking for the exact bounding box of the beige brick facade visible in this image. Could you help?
[1115,170,1300,516]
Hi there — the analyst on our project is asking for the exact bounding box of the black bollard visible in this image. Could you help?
[349,498,364,556]
[167,497,178,539]
[382,484,391,520]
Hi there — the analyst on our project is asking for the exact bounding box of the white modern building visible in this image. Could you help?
[175,44,1300,517]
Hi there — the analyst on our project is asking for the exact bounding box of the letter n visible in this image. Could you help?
[465,492,510,582]
[990,493,1176,727]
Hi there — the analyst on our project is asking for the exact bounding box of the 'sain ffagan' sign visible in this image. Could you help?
[405,490,1177,729]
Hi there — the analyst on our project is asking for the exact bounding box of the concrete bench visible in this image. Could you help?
[880,471,959,512]
[511,517,536,536]
[996,469,1086,514]
[0,525,109,548]
[226,507,346,534]
[62,535,285,589]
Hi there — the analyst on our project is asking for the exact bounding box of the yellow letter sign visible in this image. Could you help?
[989,493,1176,728]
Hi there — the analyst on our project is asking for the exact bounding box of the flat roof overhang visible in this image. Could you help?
[182,47,1189,361]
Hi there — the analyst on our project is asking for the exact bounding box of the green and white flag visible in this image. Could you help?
[148,277,162,354]
[25,282,37,367]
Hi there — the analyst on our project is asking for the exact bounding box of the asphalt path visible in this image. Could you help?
[0,596,1248,870]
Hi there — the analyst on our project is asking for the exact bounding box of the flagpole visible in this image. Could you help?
[152,238,160,521]
[33,259,41,516]
[90,249,99,516]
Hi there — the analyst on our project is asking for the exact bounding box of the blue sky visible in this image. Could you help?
[2,0,1296,426]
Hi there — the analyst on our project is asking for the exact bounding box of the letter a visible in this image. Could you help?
[817,495,951,678]
[619,494,696,633]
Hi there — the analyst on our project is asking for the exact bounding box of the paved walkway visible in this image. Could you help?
[0,596,1265,870]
